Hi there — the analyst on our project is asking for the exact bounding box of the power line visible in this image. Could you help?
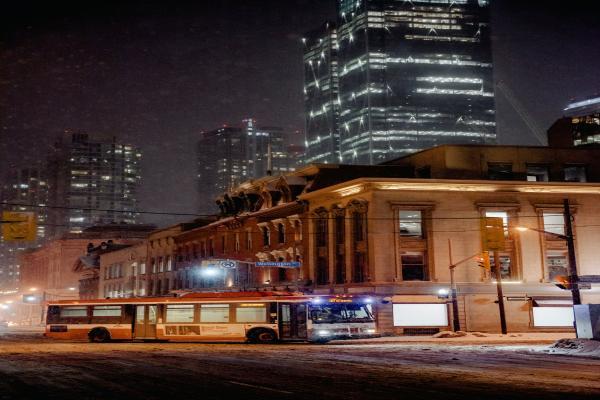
[0,201,211,218]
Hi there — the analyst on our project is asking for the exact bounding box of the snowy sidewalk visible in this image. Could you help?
[331,331,576,345]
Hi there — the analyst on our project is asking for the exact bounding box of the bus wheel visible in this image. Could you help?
[248,328,277,344]
[88,328,111,343]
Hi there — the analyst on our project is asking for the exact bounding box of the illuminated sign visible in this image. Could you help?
[329,298,353,303]
[200,259,238,269]
[255,261,301,268]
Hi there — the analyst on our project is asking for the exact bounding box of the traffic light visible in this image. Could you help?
[476,252,490,269]
[554,275,571,290]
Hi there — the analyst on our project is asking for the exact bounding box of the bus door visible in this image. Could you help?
[134,305,157,339]
[278,302,307,340]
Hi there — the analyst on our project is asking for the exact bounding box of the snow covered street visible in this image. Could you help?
[0,330,599,399]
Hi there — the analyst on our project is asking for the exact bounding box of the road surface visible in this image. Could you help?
[0,331,599,399]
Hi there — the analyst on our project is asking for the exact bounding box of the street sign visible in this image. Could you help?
[480,217,505,250]
[255,261,301,268]
[200,259,238,269]
[1,211,37,241]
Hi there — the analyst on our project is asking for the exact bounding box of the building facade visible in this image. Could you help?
[304,0,496,165]
[14,224,153,324]
[548,96,600,148]
[47,130,142,235]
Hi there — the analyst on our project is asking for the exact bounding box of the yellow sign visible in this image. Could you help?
[1,211,37,241]
[480,217,505,250]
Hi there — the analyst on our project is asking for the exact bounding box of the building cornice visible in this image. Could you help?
[298,177,600,201]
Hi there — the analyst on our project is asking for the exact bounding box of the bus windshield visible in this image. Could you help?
[309,303,374,324]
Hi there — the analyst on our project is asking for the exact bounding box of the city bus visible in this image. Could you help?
[44,291,378,343]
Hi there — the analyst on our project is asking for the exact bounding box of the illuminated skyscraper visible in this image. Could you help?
[303,22,341,164]
[0,165,49,290]
[197,120,299,212]
[47,131,142,234]
[304,0,496,164]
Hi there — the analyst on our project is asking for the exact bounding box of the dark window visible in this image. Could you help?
[415,165,431,178]
[335,213,346,284]
[526,164,549,182]
[316,217,328,247]
[277,223,285,244]
[316,255,328,285]
[352,212,365,242]
[335,214,345,244]
[401,253,427,281]
[488,163,513,180]
[262,227,270,246]
[564,165,586,182]
[353,251,366,283]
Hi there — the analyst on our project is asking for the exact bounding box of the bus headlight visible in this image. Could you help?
[317,330,331,336]
[365,329,376,334]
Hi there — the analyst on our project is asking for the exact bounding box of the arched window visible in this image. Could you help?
[277,223,285,244]
[262,226,271,247]
[348,200,368,283]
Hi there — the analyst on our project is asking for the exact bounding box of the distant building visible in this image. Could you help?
[0,164,49,291]
[197,120,301,213]
[16,224,154,324]
[548,96,600,147]
[303,0,496,165]
[47,130,142,235]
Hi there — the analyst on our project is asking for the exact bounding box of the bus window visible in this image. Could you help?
[200,304,229,323]
[236,304,267,323]
[46,305,60,324]
[91,305,122,324]
[309,304,374,324]
[92,306,122,317]
[166,304,194,323]
[59,306,89,324]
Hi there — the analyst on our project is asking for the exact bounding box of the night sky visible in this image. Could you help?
[1,0,599,227]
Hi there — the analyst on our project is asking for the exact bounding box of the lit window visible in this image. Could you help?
[399,211,423,237]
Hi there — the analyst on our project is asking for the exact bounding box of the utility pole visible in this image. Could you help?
[492,250,507,334]
[448,239,461,332]
[563,199,581,305]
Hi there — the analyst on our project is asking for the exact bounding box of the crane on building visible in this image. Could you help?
[495,80,548,146]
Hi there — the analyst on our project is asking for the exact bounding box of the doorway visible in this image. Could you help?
[278,303,307,340]
[133,305,158,339]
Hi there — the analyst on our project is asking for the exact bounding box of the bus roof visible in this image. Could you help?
[46,291,309,305]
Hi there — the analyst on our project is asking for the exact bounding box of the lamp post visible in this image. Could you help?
[515,199,581,306]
